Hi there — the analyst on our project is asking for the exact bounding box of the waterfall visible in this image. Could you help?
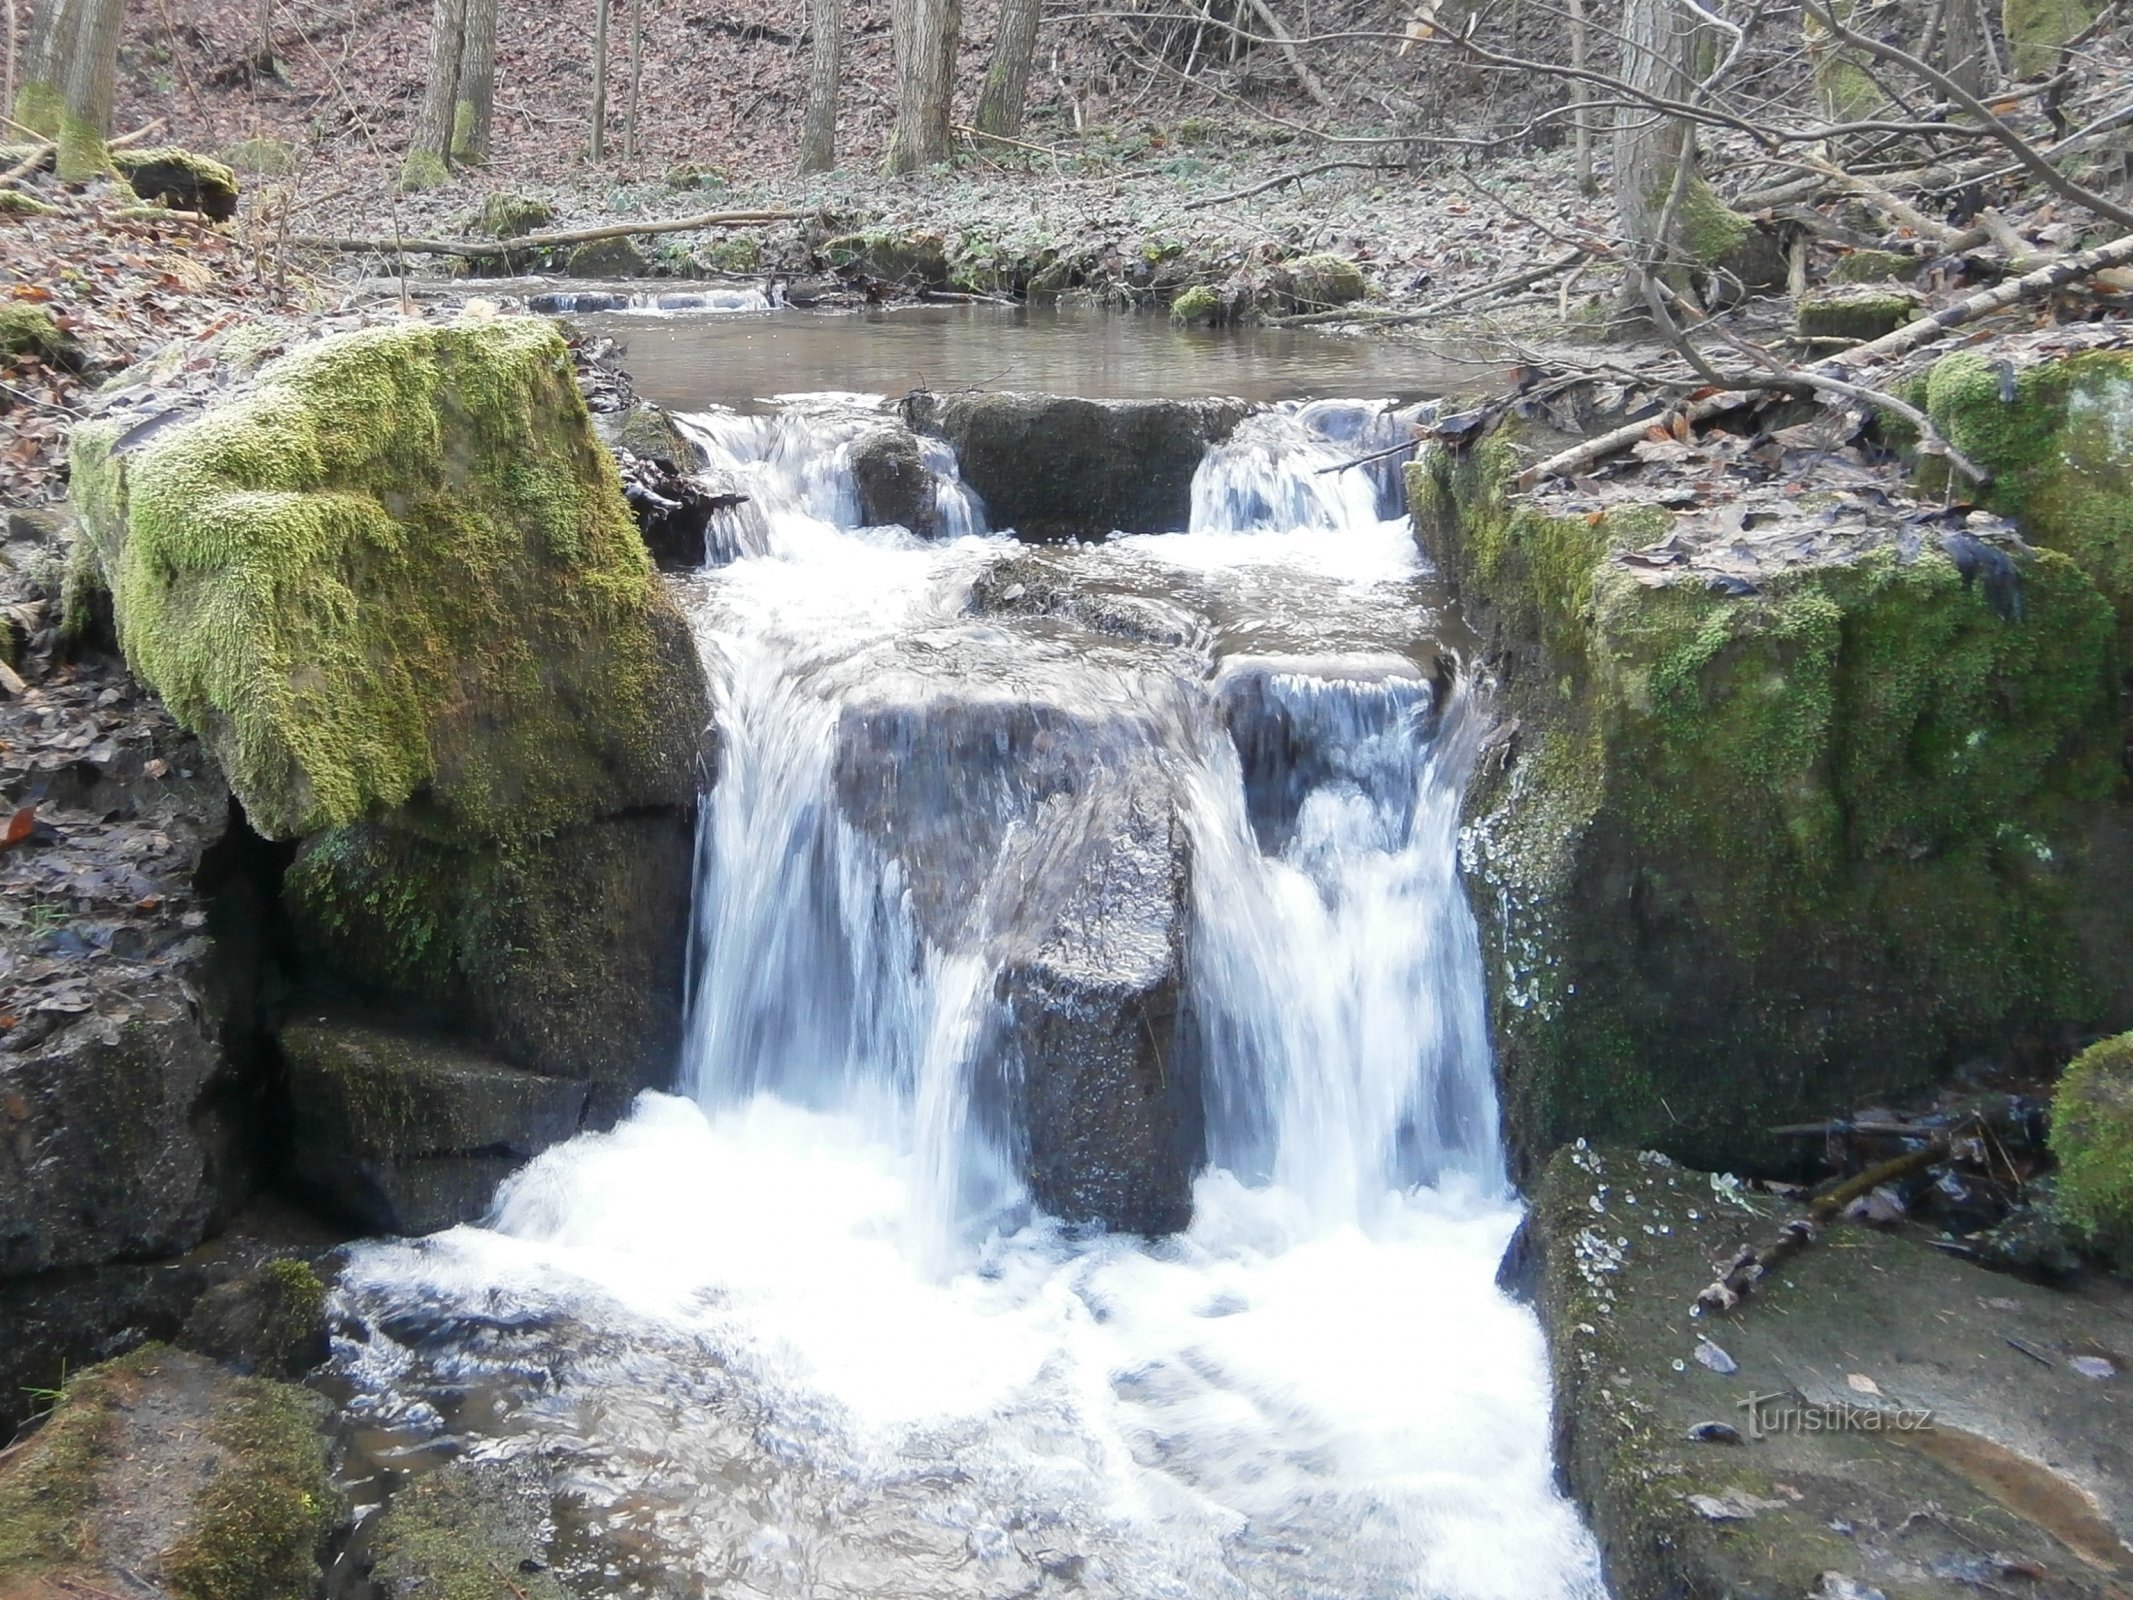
[329,393,1604,1600]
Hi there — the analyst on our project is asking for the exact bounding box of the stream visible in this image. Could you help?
[326,317,1605,1600]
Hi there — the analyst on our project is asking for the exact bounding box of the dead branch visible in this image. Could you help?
[1273,248,1587,327]
[1518,229,2133,487]
[1182,158,1396,209]
[289,208,803,260]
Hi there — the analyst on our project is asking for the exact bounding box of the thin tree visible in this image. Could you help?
[450,0,497,163]
[402,0,467,188]
[1611,0,1747,294]
[797,0,842,173]
[590,0,608,160]
[885,0,959,172]
[973,0,1038,137]
[13,0,78,138]
[53,0,121,180]
[623,0,642,159]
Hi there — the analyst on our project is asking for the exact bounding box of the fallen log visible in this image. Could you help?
[1518,229,2133,487]
[289,207,804,261]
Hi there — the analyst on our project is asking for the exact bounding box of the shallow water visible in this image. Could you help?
[330,361,1603,1600]
[583,301,1503,410]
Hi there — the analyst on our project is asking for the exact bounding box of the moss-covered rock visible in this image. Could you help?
[1168,283,1221,325]
[470,191,553,239]
[1921,347,2133,649]
[280,1019,591,1232]
[112,148,240,221]
[69,317,706,843]
[564,236,649,277]
[0,301,84,369]
[1798,285,1922,344]
[2052,1031,2133,1261]
[368,1461,569,1600]
[0,1346,333,1600]
[1831,247,1919,284]
[283,810,698,1100]
[179,1259,329,1380]
[1282,252,1366,309]
[823,230,951,288]
[1411,438,2127,1176]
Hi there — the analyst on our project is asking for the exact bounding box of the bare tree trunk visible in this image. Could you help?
[885,0,959,173]
[973,0,1037,135]
[1569,0,1594,194]
[53,0,119,181]
[1613,0,1739,280]
[623,0,642,159]
[13,0,77,137]
[797,0,843,172]
[1937,0,1988,95]
[450,0,495,163]
[402,0,467,187]
[590,0,608,160]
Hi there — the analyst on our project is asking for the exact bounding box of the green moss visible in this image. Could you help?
[370,1467,567,1600]
[2052,1032,2133,1258]
[54,110,111,184]
[564,236,648,277]
[698,232,760,273]
[162,1379,332,1600]
[470,192,552,239]
[1674,174,1752,266]
[1284,252,1366,309]
[822,231,950,287]
[1169,284,1220,324]
[67,317,698,842]
[1419,437,2123,1172]
[11,81,63,140]
[450,101,482,165]
[113,148,240,221]
[398,148,450,192]
[2004,0,2092,73]
[1798,286,1920,343]
[0,188,59,215]
[0,1351,130,1577]
[1831,248,1918,284]
[0,302,83,369]
[1924,349,2133,644]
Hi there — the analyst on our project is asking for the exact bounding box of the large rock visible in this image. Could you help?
[1522,1143,2133,1600]
[905,391,1249,541]
[68,317,712,1102]
[1411,429,2130,1179]
[2052,1031,2133,1265]
[280,1019,590,1233]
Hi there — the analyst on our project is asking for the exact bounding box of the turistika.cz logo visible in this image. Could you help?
[1736,1393,1935,1439]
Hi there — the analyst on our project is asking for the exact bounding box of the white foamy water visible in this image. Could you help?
[331,396,1604,1600]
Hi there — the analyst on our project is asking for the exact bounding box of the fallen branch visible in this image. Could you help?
[1182,158,1395,210]
[289,208,803,261]
[1518,229,2133,487]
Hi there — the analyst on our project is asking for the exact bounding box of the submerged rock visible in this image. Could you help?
[281,1020,590,1233]
[365,1459,570,1600]
[905,391,1249,540]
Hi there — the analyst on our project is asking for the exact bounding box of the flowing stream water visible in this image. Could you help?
[329,384,1605,1600]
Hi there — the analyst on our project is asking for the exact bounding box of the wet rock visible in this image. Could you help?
[528,290,631,313]
[850,423,938,534]
[905,391,1250,541]
[823,230,950,289]
[366,1459,570,1600]
[280,1019,591,1233]
[179,1256,330,1379]
[1528,1142,2133,1600]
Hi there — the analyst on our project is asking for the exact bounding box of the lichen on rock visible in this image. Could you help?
[69,316,705,843]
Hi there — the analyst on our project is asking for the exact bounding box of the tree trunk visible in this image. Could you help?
[13,0,77,137]
[590,0,608,160]
[1613,0,1741,279]
[973,0,1038,136]
[623,0,642,159]
[53,0,119,181]
[449,0,495,163]
[797,0,842,172]
[402,0,467,188]
[1937,0,1988,95]
[1569,0,1595,194]
[885,0,959,173]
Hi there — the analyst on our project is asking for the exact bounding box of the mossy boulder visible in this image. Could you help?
[1168,284,1221,325]
[0,301,85,369]
[1831,247,1919,284]
[1921,347,2133,649]
[1282,252,1366,310]
[1798,285,1922,344]
[564,236,650,277]
[179,1259,330,1380]
[1411,438,2128,1176]
[0,1345,334,1600]
[470,191,554,239]
[823,230,951,288]
[368,1460,569,1600]
[112,147,240,221]
[69,317,706,843]
[2051,1031,2133,1262]
[279,1019,591,1232]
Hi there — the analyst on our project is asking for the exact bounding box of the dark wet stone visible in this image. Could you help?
[850,424,937,535]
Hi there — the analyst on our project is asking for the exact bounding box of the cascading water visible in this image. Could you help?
[330,393,1604,1599]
